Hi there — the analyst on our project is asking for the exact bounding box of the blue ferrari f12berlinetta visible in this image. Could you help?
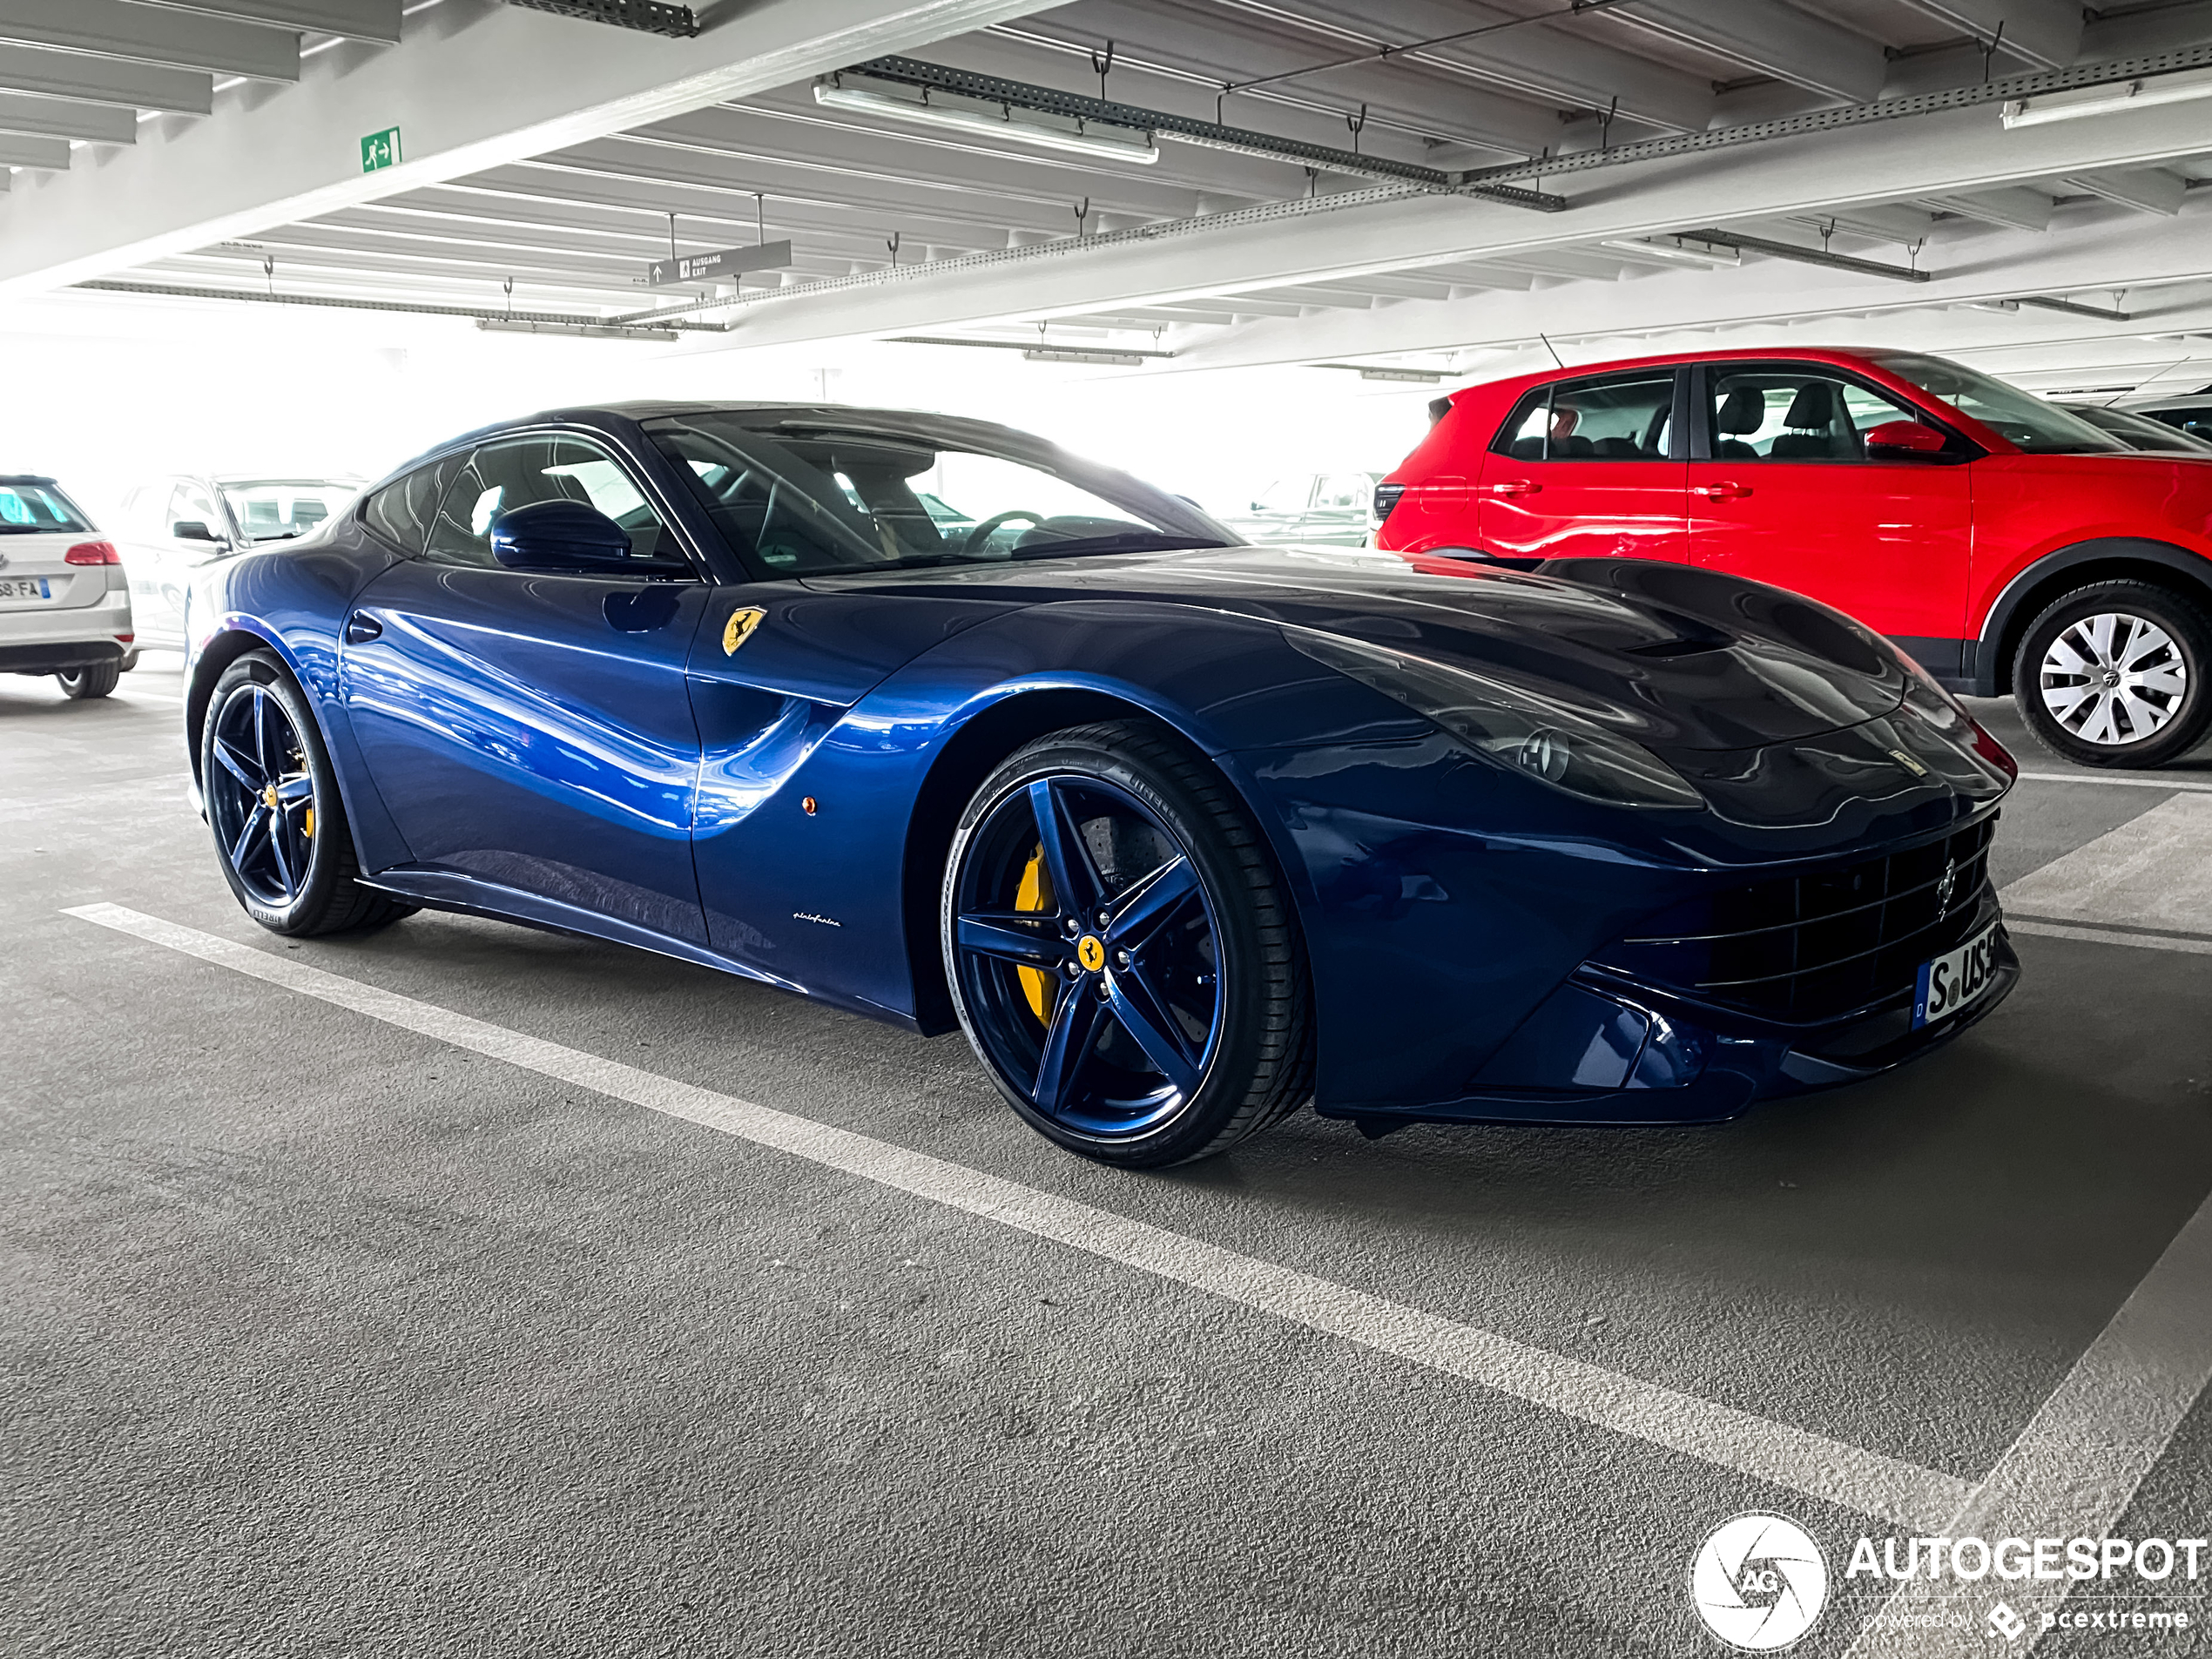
[182,402,2018,1166]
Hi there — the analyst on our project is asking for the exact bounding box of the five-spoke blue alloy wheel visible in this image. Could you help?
[199,652,415,937]
[207,678,316,908]
[942,720,1313,1169]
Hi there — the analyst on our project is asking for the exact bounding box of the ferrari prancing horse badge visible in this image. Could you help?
[722,606,765,655]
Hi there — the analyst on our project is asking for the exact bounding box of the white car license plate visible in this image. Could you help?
[1913,921,2000,1028]
[0,577,51,600]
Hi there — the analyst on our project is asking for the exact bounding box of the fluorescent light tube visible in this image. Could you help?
[2001,67,2212,128]
[814,80,1158,164]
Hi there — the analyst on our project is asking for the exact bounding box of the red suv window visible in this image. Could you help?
[1492,372,1677,462]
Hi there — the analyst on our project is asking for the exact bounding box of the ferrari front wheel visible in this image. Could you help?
[941,719,1312,1169]
[201,651,416,936]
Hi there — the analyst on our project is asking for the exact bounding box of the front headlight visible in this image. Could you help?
[1892,646,2015,776]
[1895,651,1971,734]
[1283,625,1704,809]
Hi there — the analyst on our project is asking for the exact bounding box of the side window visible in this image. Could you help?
[424,435,671,569]
[168,482,219,536]
[2155,406,2212,441]
[1491,373,1676,461]
[362,455,465,555]
[1312,473,1371,511]
[1706,367,1924,462]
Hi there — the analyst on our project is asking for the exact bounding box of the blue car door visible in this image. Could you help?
[340,430,713,944]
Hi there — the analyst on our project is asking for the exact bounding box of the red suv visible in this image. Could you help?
[1377,348,2212,767]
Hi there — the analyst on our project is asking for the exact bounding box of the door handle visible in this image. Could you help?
[344,612,381,644]
[1697,481,1752,502]
[1487,480,1541,497]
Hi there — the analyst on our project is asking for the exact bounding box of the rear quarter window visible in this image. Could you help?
[361,454,466,554]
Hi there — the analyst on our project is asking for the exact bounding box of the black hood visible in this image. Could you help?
[807,544,1907,752]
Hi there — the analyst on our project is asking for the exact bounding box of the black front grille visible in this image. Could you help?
[1591,815,1999,1023]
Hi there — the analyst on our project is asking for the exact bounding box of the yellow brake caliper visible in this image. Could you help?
[1015,843,1051,1022]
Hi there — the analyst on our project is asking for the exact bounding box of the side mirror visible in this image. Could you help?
[172,519,220,543]
[1864,420,1947,458]
[489,499,634,571]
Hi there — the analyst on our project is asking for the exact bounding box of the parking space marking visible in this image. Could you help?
[2007,918,2212,955]
[64,900,1973,1532]
[2014,772,2212,794]
[2000,793,2212,936]
[1845,1184,2212,1657]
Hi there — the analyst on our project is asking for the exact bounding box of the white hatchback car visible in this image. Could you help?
[0,475,135,699]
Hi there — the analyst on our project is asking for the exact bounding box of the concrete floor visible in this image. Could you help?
[5,661,2211,1659]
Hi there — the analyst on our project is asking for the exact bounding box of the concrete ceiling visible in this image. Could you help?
[5,0,2212,399]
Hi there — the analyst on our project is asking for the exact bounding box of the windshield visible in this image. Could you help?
[645,410,1235,577]
[1869,354,2128,455]
[0,480,91,535]
[219,479,361,543]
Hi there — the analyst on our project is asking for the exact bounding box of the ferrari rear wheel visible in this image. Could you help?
[2014,581,2212,768]
[942,719,1312,1169]
[201,651,417,937]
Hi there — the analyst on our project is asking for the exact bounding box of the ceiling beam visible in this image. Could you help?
[2061,167,2187,216]
[129,0,402,44]
[961,15,1556,161]
[1918,186,2054,232]
[1239,0,1715,132]
[0,0,300,83]
[0,90,135,142]
[661,85,2212,354]
[0,42,211,111]
[0,128,67,167]
[1614,0,1888,103]
[1167,208,2212,374]
[1892,0,2082,71]
[0,0,1052,296]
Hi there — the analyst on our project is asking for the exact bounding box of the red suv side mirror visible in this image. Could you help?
[1864,420,1947,457]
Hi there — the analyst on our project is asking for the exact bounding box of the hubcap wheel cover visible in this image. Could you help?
[951,774,1224,1138]
[208,685,316,907]
[2039,611,2188,747]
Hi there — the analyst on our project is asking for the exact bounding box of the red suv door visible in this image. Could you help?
[1686,361,1973,672]
[1477,368,1689,563]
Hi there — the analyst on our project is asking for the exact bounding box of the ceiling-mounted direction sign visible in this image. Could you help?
[647,240,792,287]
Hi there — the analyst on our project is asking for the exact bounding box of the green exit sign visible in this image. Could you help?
[360,126,400,173]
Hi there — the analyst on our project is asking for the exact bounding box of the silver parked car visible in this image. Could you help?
[115,474,364,648]
[1214,471,1385,546]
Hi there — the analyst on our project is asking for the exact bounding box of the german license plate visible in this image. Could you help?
[0,577,51,600]
[1913,921,2000,1028]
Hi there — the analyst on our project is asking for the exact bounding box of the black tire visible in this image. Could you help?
[56,661,120,699]
[201,651,417,936]
[2013,580,2212,768]
[941,718,1312,1168]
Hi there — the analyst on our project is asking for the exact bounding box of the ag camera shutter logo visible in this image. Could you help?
[1690,1513,1831,1649]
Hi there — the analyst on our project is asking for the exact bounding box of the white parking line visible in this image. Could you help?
[2006,919,2212,956]
[64,900,1972,1533]
[1845,1187,2212,1656]
[2013,772,2212,793]
[2000,794,2212,937]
